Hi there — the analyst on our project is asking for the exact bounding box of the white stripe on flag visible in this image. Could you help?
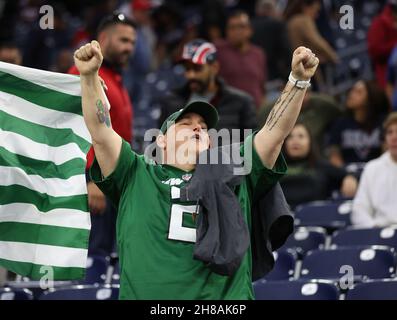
[1,166,87,197]
[0,61,81,96]
[0,203,90,230]
[0,129,86,165]
[0,90,90,143]
[0,241,87,268]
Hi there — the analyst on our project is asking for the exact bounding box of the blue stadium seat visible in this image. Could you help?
[253,280,339,300]
[83,255,108,284]
[281,227,327,257]
[294,201,352,230]
[346,279,397,300]
[331,227,397,250]
[39,285,119,300]
[263,250,296,281]
[0,288,33,300]
[300,246,396,280]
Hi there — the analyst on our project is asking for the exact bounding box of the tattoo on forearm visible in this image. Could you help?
[265,86,299,131]
[96,99,111,128]
[266,88,288,126]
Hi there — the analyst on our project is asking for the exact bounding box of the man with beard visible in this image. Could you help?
[158,39,257,144]
[68,12,136,255]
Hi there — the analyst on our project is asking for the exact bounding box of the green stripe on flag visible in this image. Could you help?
[0,222,89,249]
[0,110,90,153]
[0,71,82,116]
[0,258,86,281]
[0,185,88,212]
[0,147,86,179]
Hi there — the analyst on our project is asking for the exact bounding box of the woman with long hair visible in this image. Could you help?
[281,123,357,208]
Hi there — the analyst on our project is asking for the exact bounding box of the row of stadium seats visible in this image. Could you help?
[266,246,396,281]
[254,279,397,300]
[282,225,397,258]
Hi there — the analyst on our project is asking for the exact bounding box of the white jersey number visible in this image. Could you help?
[168,186,197,243]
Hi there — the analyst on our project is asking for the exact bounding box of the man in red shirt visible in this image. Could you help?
[68,12,136,255]
[368,1,397,88]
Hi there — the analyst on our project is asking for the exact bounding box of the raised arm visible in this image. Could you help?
[254,46,319,168]
[74,40,122,177]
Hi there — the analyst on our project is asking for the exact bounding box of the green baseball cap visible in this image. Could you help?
[160,101,219,134]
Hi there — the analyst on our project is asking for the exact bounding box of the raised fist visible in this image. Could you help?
[73,40,103,76]
[291,46,320,81]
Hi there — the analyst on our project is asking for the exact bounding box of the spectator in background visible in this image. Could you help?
[69,12,136,255]
[352,112,397,227]
[284,0,338,90]
[326,80,389,167]
[215,11,266,108]
[252,0,292,81]
[367,0,397,89]
[280,123,357,209]
[386,44,397,111]
[159,39,257,144]
[0,43,22,65]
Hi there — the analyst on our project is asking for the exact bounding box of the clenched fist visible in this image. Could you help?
[291,46,320,81]
[74,40,103,76]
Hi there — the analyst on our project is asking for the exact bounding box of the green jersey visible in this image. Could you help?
[90,134,287,299]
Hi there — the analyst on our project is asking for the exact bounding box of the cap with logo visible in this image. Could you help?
[160,101,219,134]
[180,39,217,65]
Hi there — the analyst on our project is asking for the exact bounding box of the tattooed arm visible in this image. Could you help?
[254,46,319,168]
[74,40,122,177]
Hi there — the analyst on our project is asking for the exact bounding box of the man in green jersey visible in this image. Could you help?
[73,39,319,299]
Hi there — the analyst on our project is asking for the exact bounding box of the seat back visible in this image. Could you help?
[346,280,397,300]
[254,280,339,300]
[332,227,397,250]
[264,250,296,281]
[301,246,396,280]
[295,201,352,229]
[282,227,327,256]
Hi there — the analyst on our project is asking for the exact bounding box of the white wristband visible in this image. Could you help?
[288,72,311,89]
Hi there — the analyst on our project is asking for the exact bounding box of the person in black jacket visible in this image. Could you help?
[280,123,358,208]
[158,39,257,144]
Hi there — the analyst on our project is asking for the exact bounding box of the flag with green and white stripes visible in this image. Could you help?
[0,61,91,280]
